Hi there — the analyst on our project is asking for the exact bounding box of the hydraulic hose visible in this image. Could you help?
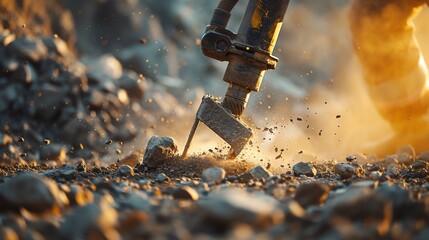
[210,0,239,28]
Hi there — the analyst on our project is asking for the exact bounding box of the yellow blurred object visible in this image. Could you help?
[350,0,429,155]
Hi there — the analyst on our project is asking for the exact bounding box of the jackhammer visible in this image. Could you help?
[182,0,290,159]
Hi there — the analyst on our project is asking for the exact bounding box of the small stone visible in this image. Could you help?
[386,165,399,178]
[292,162,317,177]
[250,165,273,180]
[369,164,381,172]
[369,171,382,180]
[0,134,13,147]
[198,188,283,229]
[143,135,178,168]
[412,160,427,170]
[202,167,226,183]
[334,163,357,179]
[76,162,87,172]
[39,144,67,162]
[346,155,356,162]
[156,173,170,183]
[66,184,94,206]
[172,186,199,201]
[294,182,330,208]
[383,155,398,165]
[417,151,429,162]
[396,145,415,165]
[117,165,134,177]
[12,63,37,84]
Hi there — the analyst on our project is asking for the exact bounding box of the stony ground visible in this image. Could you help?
[0,140,428,239]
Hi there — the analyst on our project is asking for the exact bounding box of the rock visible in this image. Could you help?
[117,165,134,177]
[118,71,146,99]
[417,151,429,162]
[369,164,381,172]
[383,155,398,165]
[12,63,37,84]
[42,37,71,58]
[39,144,67,162]
[397,145,415,165]
[294,182,330,208]
[60,197,120,240]
[65,184,94,206]
[324,187,383,221]
[386,165,400,178]
[350,180,377,189]
[156,173,170,183]
[412,160,427,170]
[118,191,151,212]
[198,188,283,229]
[43,164,77,180]
[369,171,382,180]
[7,37,48,62]
[334,163,357,179]
[172,185,199,201]
[0,134,13,147]
[86,54,123,83]
[0,85,19,112]
[293,162,317,177]
[202,167,226,183]
[250,165,273,180]
[143,135,178,168]
[0,174,69,213]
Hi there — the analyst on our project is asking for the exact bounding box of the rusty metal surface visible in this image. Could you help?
[196,95,253,156]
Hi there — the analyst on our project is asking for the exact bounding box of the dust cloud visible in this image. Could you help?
[122,2,429,171]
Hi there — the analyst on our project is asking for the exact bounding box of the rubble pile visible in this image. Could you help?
[0,30,152,164]
[0,147,428,239]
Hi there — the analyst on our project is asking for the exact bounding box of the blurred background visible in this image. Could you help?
[1,0,429,168]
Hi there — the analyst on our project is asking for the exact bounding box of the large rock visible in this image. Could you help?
[0,174,69,213]
[143,135,178,168]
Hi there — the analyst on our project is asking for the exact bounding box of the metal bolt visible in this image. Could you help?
[215,40,228,52]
